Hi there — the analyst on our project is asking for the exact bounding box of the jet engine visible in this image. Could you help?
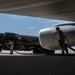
[39,24,75,50]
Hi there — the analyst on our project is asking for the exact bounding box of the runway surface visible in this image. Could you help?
[0,50,75,75]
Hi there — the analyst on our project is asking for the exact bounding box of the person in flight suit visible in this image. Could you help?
[5,39,14,54]
[55,27,69,54]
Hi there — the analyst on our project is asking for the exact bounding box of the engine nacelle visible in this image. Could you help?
[39,25,75,50]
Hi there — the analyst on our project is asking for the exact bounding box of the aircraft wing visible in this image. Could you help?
[0,0,75,21]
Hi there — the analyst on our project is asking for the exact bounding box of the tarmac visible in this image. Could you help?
[0,50,75,75]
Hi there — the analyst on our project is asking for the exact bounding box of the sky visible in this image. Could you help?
[0,13,72,36]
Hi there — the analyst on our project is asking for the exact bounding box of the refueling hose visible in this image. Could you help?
[64,44,75,52]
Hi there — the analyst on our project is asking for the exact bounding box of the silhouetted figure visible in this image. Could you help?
[5,39,14,54]
[55,27,69,54]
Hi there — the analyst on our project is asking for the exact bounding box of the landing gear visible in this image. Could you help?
[46,50,55,55]
[0,46,3,52]
[33,47,42,54]
[0,48,2,52]
[33,47,55,54]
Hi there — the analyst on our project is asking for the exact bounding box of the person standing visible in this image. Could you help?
[55,27,69,54]
[5,39,14,54]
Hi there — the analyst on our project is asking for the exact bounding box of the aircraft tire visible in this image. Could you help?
[33,48,42,54]
[46,50,55,55]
